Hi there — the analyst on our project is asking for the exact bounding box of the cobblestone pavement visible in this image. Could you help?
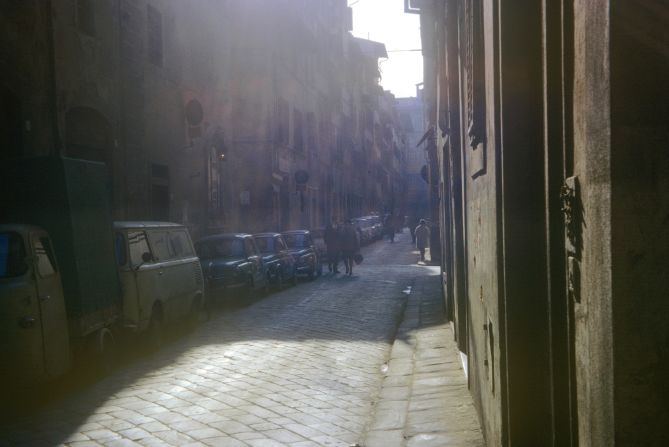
[1,231,448,447]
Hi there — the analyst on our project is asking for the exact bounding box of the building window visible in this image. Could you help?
[33,237,57,277]
[147,5,163,67]
[463,0,487,178]
[464,0,485,148]
[76,0,95,36]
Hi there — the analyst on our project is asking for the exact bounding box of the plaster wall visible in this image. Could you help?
[454,1,552,444]
[422,1,668,445]
[462,140,501,446]
[459,2,504,444]
[572,1,614,445]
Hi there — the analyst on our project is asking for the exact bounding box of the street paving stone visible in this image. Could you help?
[0,232,483,446]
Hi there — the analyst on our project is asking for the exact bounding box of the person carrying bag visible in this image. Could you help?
[340,219,360,276]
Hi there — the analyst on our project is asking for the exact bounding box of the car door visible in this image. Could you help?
[168,229,198,317]
[30,231,70,378]
[146,230,178,324]
[128,230,162,330]
[276,236,294,276]
[306,234,317,264]
[244,238,264,287]
[0,231,49,382]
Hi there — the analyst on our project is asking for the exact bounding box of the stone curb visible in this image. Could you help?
[362,273,485,447]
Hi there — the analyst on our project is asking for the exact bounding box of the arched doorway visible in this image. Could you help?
[65,107,116,209]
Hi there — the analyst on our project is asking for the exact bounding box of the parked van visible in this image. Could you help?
[1,157,121,384]
[113,222,204,343]
[1,225,73,383]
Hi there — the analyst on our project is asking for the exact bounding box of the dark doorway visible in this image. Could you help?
[280,181,290,231]
[151,163,170,221]
[544,0,579,444]
[65,107,112,165]
[1,88,23,160]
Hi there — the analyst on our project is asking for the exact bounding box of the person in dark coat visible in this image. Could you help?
[340,219,360,276]
[408,215,419,243]
[323,221,341,274]
[415,219,430,263]
[384,214,396,243]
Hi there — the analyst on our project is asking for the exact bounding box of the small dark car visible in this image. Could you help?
[252,233,298,289]
[281,230,323,279]
[194,233,268,299]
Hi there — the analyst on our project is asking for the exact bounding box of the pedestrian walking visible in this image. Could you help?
[415,219,430,263]
[324,221,341,274]
[409,215,419,243]
[384,214,396,243]
[340,219,360,276]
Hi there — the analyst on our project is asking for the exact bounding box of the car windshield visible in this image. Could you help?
[0,232,27,278]
[283,233,308,248]
[254,237,275,253]
[195,238,245,259]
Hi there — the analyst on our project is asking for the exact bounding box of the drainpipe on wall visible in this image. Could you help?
[46,0,62,156]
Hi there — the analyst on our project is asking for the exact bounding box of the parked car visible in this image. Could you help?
[113,222,204,345]
[352,218,374,245]
[281,230,323,279]
[365,215,384,240]
[252,233,297,289]
[194,233,268,300]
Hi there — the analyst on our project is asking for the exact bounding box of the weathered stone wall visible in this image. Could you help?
[396,96,429,220]
[420,0,668,445]
[0,1,55,157]
[5,0,402,236]
[572,1,614,445]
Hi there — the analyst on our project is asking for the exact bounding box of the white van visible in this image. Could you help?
[0,225,71,383]
[113,222,204,343]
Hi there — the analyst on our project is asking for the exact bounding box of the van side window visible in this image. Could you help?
[169,230,194,258]
[0,232,27,278]
[128,231,151,266]
[34,236,57,277]
[114,232,127,266]
[148,231,172,261]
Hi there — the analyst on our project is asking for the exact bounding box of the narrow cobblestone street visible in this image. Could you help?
[1,232,482,447]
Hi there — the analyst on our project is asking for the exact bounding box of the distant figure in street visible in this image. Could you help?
[384,214,396,243]
[324,221,341,274]
[340,219,360,276]
[408,216,419,243]
[415,219,430,263]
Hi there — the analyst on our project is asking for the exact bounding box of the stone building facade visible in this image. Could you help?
[409,0,669,445]
[1,0,408,238]
[396,87,429,221]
